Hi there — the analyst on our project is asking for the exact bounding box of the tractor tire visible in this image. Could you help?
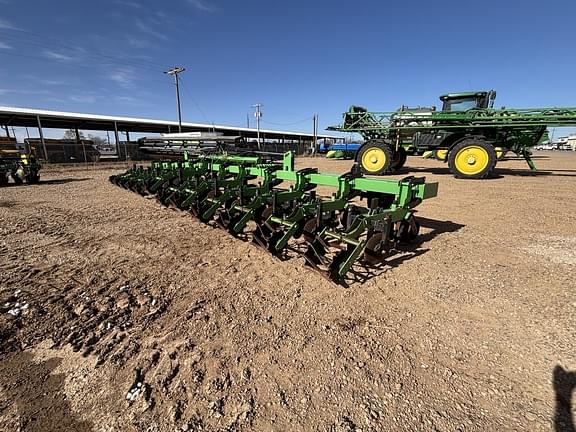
[494,147,508,160]
[390,146,407,171]
[0,173,8,187]
[434,149,448,161]
[357,140,393,176]
[12,173,23,185]
[448,139,497,179]
[26,173,40,184]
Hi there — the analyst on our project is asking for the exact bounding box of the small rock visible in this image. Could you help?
[208,399,224,418]
[242,367,251,381]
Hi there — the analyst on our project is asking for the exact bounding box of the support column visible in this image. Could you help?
[114,121,122,160]
[75,127,87,163]
[36,115,48,161]
[126,131,131,161]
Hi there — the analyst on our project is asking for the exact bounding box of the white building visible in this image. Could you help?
[550,135,576,151]
[568,135,576,151]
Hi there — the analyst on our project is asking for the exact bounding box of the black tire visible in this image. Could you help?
[448,139,497,179]
[495,147,508,160]
[356,140,394,176]
[364,232,388,265]
[26,173,40,184]
[434,149,448,161]
[390,146,407,171]
[398,217,420,243]
[12,173,23,185]
[0,173,8,186]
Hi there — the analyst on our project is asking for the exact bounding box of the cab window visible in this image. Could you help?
[443,99,478,112]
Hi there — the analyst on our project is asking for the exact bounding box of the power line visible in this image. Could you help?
[261,116,314,126]
[0,33,165,73]
[0,27,169,68]
[0,29,169,72]
[178,76,212,125]
[0,50,105,72]
[0,49,171,94]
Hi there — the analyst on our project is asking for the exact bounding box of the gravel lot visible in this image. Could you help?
[1,151,575,431]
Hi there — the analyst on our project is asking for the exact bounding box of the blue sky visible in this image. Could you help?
[1,0,576,138]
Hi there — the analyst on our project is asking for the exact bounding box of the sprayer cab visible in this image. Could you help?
[440,90,497,112]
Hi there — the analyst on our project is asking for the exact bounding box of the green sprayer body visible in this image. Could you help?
[329,90,576,178]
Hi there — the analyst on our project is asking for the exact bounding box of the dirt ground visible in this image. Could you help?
[0,151,575,431]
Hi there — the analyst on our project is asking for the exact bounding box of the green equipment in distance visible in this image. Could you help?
[0,138,41,186]
[329,90,576,179]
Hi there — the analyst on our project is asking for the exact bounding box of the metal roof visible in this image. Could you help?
[0,106,337,140]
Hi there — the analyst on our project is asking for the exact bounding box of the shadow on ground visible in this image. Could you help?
[554,365,576,432]
[0,351,93,432]
[344,217,465,286]
[188,211,463,287]
[39,178,92,185]
[0,178,91,187]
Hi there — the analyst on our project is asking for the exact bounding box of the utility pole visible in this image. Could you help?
[165,67,185,133]
[312,113,318,155]
[252,103,263,150]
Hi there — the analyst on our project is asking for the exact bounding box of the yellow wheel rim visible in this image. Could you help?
[454,145,490,175]
[495,147,503,159]
[361,147,386,172]
[435,149,448,161]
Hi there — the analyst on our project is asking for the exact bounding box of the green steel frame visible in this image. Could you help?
[110,152,438,284]
[329,101,576,172]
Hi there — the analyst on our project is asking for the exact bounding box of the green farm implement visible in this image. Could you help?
[110,152,438,284]
[0,138,41,186]
[0,154,41,186]
[329,90,576,179]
